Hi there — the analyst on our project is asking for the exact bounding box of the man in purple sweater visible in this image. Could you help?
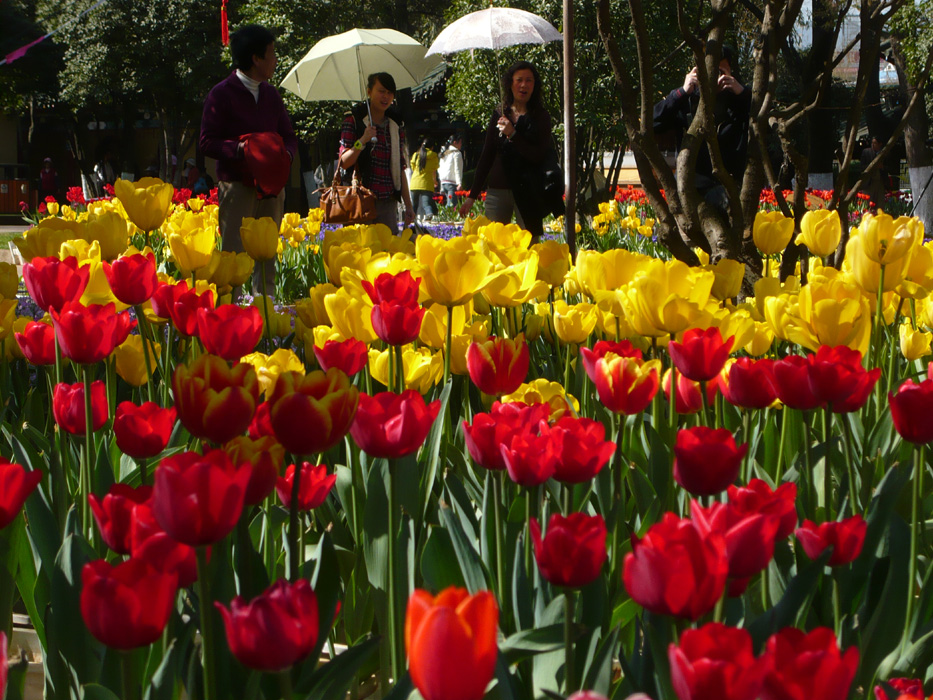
[200,24,298,297]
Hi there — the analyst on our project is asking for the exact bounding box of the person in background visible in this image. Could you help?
[183,158,201,190]
[438,133,464,208]
[38,157,60,203]
[409,137,439,222]
[338,72,415,232]
[200,23,297,297]
[458,61,554,241]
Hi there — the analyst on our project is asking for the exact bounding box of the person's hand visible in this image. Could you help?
[458,197,475,218]
[682,67,698,94]
[718,73,744,95]
[496,116,516,138]
[361,125,378,143]
[403,205,415,227]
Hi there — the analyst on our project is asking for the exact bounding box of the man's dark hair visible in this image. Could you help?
[721,45,736,72]
[368,72,397,93]
[231,25,275,73]
[501,61,544,114]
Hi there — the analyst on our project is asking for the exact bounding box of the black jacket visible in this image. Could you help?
[652,86,752,183]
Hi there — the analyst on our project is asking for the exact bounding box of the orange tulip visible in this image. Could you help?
[172,354,260,444]
[405,587,499,700]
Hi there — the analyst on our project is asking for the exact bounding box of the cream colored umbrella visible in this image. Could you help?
[425,8,562,55]
[281,28,444,102]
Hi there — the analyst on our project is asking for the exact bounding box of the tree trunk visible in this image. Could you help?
[806,0,838,189]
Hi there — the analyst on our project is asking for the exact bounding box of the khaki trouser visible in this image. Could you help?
[218,181,285,297]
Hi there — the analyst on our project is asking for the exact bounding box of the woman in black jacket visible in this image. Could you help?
[459,61,562,241]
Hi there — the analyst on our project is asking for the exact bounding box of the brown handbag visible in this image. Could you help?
[319,168,377,224]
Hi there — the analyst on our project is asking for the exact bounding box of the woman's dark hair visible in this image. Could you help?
[231,25,275,73]
[367,72,397,94]
[501,61,543,114]
[417,137,434,172]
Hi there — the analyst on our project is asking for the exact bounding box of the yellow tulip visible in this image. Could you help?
[361,224,415,256]
[711,307,755,350]
[752,276,800,319]
[187,198,204,212]
[311,324,346,348]
[752,211,795,255]
[478,221,532,263]
[552,300,599,345]
[167,225,216,274]
[3,316,30,361]
[896,243,933,300]
[482,253,549,308]
[297,284,337,329]
[857,211,921,264]
[845,233,909,294]
[324,242,372,287]
[240,217,280,262]
[419,302,470,349]
[787,272,871,354]
[84,210,129,261]
[462,215,493,237]
[231,252,254,287]
[324,287,376,344]
[502,379,579,421]
[114,335,161,386]
[251,295,292,338]
[0,263,18,300]
[622,259,715,337]
[416,235,494,307]
[450,327,490,375]
[114,177,174,233]
[368,345,444,393]
[745,321,774,356]
[0,297,16,342]
[705,258,745,300]
[14,223,76,262]
[196,250,238,292]
[575,248,650,298]
[240,349,305,397]
[900,322,932,361]
[532,241,571,288]
[796,209,841,258]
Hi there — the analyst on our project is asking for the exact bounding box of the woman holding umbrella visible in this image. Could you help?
[458,61,559,241]
[338,72,415,232]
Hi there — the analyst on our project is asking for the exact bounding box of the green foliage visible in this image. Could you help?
[0,0,63,113]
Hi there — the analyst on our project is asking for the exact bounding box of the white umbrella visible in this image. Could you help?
[425,8,562,56]
[281,28,444,102]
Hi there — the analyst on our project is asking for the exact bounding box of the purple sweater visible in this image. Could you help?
[200,71,298,183]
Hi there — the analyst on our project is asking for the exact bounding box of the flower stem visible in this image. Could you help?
[444,305,453,385]
[387,458,400,685]
[395,344,404,394]
[821,406,832,520]
[121,650,139,700]
[492,472,506,605]
[563,590,576,694]
[904,444,924,649]
[278,669,293,700]
[82,364,94,539]
[289,461,304,581]
[135,307,156,404]
[196,547,217,700]
[260,264,273,348]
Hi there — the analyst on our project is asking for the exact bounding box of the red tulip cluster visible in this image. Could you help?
[669,623,858,700]
[796,515,867,566]
[151,281,215,337]
[663,369,721,414]
[806,346,880,413]
[275,462,336,510]
[362,270,425,346]
[463,401,614,487]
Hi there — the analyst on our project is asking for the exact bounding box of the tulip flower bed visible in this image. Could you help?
[0,175,932,700]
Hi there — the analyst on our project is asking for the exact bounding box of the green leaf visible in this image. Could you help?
[582,626,620,696]
[81,684,122,700]
[362,458,389,591]
[499,624,566,665]
[438,499,489,594]
[420,381,452,522]
[420,526,466,592]
[297,637,381,700]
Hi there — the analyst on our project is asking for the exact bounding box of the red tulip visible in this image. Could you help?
[197,304,264,361]
[152,449,251,546]
[350,390,441,459]
[546,416,615,484]
[589,354,660,415]
[50,301,135,364]
[501,430,558,487]
[673,427,748,496]
[0,458,42,529]
[371,301,426,346]
[149,280,183,321]
[102,252,158,305]
[80,558,177,649]
[362,270,421,306]
[88,483,153,554]
[530,512,607,588]
[874,678,924,700]
[268,370,359,456]
[466,335,530,396]
[806,345,880,412]
[889,378,933,444]
[669,623,765,700]
[170,284,215,337]
[53,381,108,435]
[131,502,200,588]
[691,500,781,594]
[727,479,798,540]
[275,463,336,510]
[663,369,720,414]
[405,587,499,700]
[462,401,551,471]
[623,513,728,620]
[22,255,89,312]
[669,328,734,382]
[720,357,777,409]
[114,401,176,459]
[772,354,823,411]
[761,627,859,700]
[216,579,320,672]
[223,435,283,505]
[172,354,260,445]
[14,321,56,366]
[313,338,368,377]
[249,400,275,439]
[580,339,643,380]
[795,516,867,567]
